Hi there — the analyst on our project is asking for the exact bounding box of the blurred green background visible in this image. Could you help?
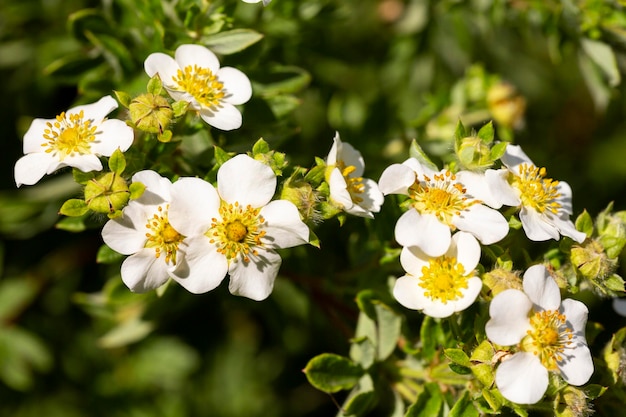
[2,0,626,415]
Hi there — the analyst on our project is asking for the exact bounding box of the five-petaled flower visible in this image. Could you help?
[393,231,482,318]
[167,154,310,301]
[378,158,509,257]
[326,132,384,218]
[144,44,252,131]
[486,264,593,404]
[101,170,198,293]
[492,144,586,243]
[14,95,133,187]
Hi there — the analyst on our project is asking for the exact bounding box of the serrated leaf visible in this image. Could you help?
[303,353,364,393]
[202,29,264,55]
[59,199,89,217]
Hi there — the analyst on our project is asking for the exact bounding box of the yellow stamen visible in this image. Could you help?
[521,309,573,371]
[419,256,469,303]
[41,110,97,160]
[172,64,225,108]
[144,205,185,265]
[511,163,561,214]
[337,161,365,203]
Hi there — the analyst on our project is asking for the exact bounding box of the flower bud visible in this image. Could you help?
[487,82,526,129]
[129,93,173,134]
[571,239,617,282]
[84,172,130,214]
[280,178,322,224]
[482,268,522,296]
[555,386,593,417]
[455,135,493,171]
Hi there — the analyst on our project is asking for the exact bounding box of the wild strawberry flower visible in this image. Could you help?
[167,154,310,301]
[378,158,509,257]
[486,264,593,404]
[144,44,252,131]
[326,132,384,218]
[101,170,210,293]
[491,144,586,243]
[393,231,482,318]
[14,95,133,187]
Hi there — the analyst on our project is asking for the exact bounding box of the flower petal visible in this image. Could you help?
[551,214,587,243]
[558,343,593,386]
[69,95,118,122]
[399,245,430,276]
[101,203,148,255]
[23,118,49,153]
[395,210,451,257]
[175,44,220,72]
[501,144,533,173]
[217,154,276,207]
[486,289,532,345]
[228,248,281,301]
[495,352,548,404]
[260,200,309,248]
[121,249,170,292]
[144,52,180,81]
[453,204,509,245]
[169,177,220,236]
[449,277,482,313]
[171,236,228,294]
[519,207,560,241]
[14,153,54,187]
[356,178,384,216]
[199,103,243,131]
[132,170,172,206]
[378,163,415,195]
[393,275,425,311]
[60,154,103,173]
[90,119,134,156]
[218,67,252,105]
[450,232,480,272]
[523,264,561,311]
[328,168,354,209]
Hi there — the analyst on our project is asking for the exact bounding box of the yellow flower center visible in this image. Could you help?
[521,309,573,371]
[206,201,267,263]
[511,163,561,214]
[41,110,97,160]
[419,256,469,303]
[338,161,365,203]
[408,171,477,226]
[144,205,185,265]
[173,64,225,108]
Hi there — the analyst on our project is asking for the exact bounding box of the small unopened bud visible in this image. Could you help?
[129,93,173,134]
[572,239,617,281]
[482,268,522,296]
[487,82,526,129]
[84,172,130,214]
[280,179,322,224]
[455,135,492,171]
[555,386,593,417]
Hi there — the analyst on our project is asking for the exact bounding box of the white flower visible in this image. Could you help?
[144,44,252,131]
[241,0,272,5]
[378,158,509,257]
[167,154,310,301]
[393,232,482,318]
[101,170,193,293]
[14,95,133,187]
[486,264,593,404]
[326,132,384,218]
[494,144,586,243]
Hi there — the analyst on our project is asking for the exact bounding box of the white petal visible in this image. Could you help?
[63,154,103,173]
[90,119,134,156]
[326,133,340,166]
[551,214,587,243]
[121,249,170,292]
[14,153,53,187]
[420,297,457,318]
[395,210,450,257]
[218,67,252,105]
[519,208,560,241]
[144,52,179,81]
[556,181,574,214]
[199,103,243,131]
[378,163,415,195]
[217,154,276,207]
[69,95,118,122]
[175,44,220,73]
[501,144,533,173]
[23,118,49,153]
[328,168,353,209]
[101,204,148,255]
[495,352,548,404]
[449,277,482,313]
[337,141,365,176]
[393,275,425,311]
[228,248,281,301]
[558,344,593,386]
[453,204,509,245]
[399,245,430,276]
[523,264,561,311]
[132,170,172,206]
[260,200,309,248]
[169,177,219,236]
[356,178,384,215]
[486,289,532,345]
[561,298,589,336]
[450,232,480,272]
[485,168,520,207]
[171,236,228,294]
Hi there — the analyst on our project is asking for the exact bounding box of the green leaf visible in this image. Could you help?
[0,326,52,391]
[349,336,376,370]
[253,66,312,97]
[252,138,270,155]
[581,38,621,87]
[342,374,376,416]
[147,75,163,95]
[172,100,189,118]
[605,274,625,292]
[489,141,508,160]
[213,146,233,166]
[477,121,494,143]
[67,8,110,41]
[373,301,401,361]
[72,168,96,185]
[449,363,472,375]
[409,139,438,171]
[55,215,87,232]
[59,199,89,217]
[98,317,155,348]
[114,90,132,108]
[575,210,594,237]
[405,382,444,417]
[584,384,607,400]
[202,29,264,55]
[444,348,471,367]
[129,182,146,200]
[108,148,126,175]
[96,244,124,264]
[0,278,38,322]
[448,390,478,417]
[303,353,364,393]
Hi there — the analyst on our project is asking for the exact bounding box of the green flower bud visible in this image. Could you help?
[482,268,522,297]
[597,213,626,259]
[571,239,617,282]
[84,172,130,214]
[280,178,322,224]
[487,82,526,129]
[555,386,593,417]
[455,135,492,171]
[129,93,173,134]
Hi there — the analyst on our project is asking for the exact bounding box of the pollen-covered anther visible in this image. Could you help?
[41,110,98,160]
[144,205,185,265]
[522,309,573,370]
[419,256,469,304]
[173,64,225,108]
[513,163,562,214]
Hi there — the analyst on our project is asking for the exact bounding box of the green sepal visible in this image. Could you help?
[604,274,625,292]
[129,182,146,200]
[575,209,594,237]
[59,199,89,217]
[477,120,494,143]
[308,229,320,248]
[454,119,468,143]
[108,148,126,175]
[213,146,234,166]
[55,215,87,233]
[409,139,438,171]
[303,353,364,394]
[448,363,472,375]
[158,130,173,143]
[172,100,189,118]
[252,138,270,155]
[72,168,96,185]
[96,244,124,264]
[444,348,471,367]
[304,163,326,187]
[113,90,132,108]
[489,141,508,160]
[147,75,163,95]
